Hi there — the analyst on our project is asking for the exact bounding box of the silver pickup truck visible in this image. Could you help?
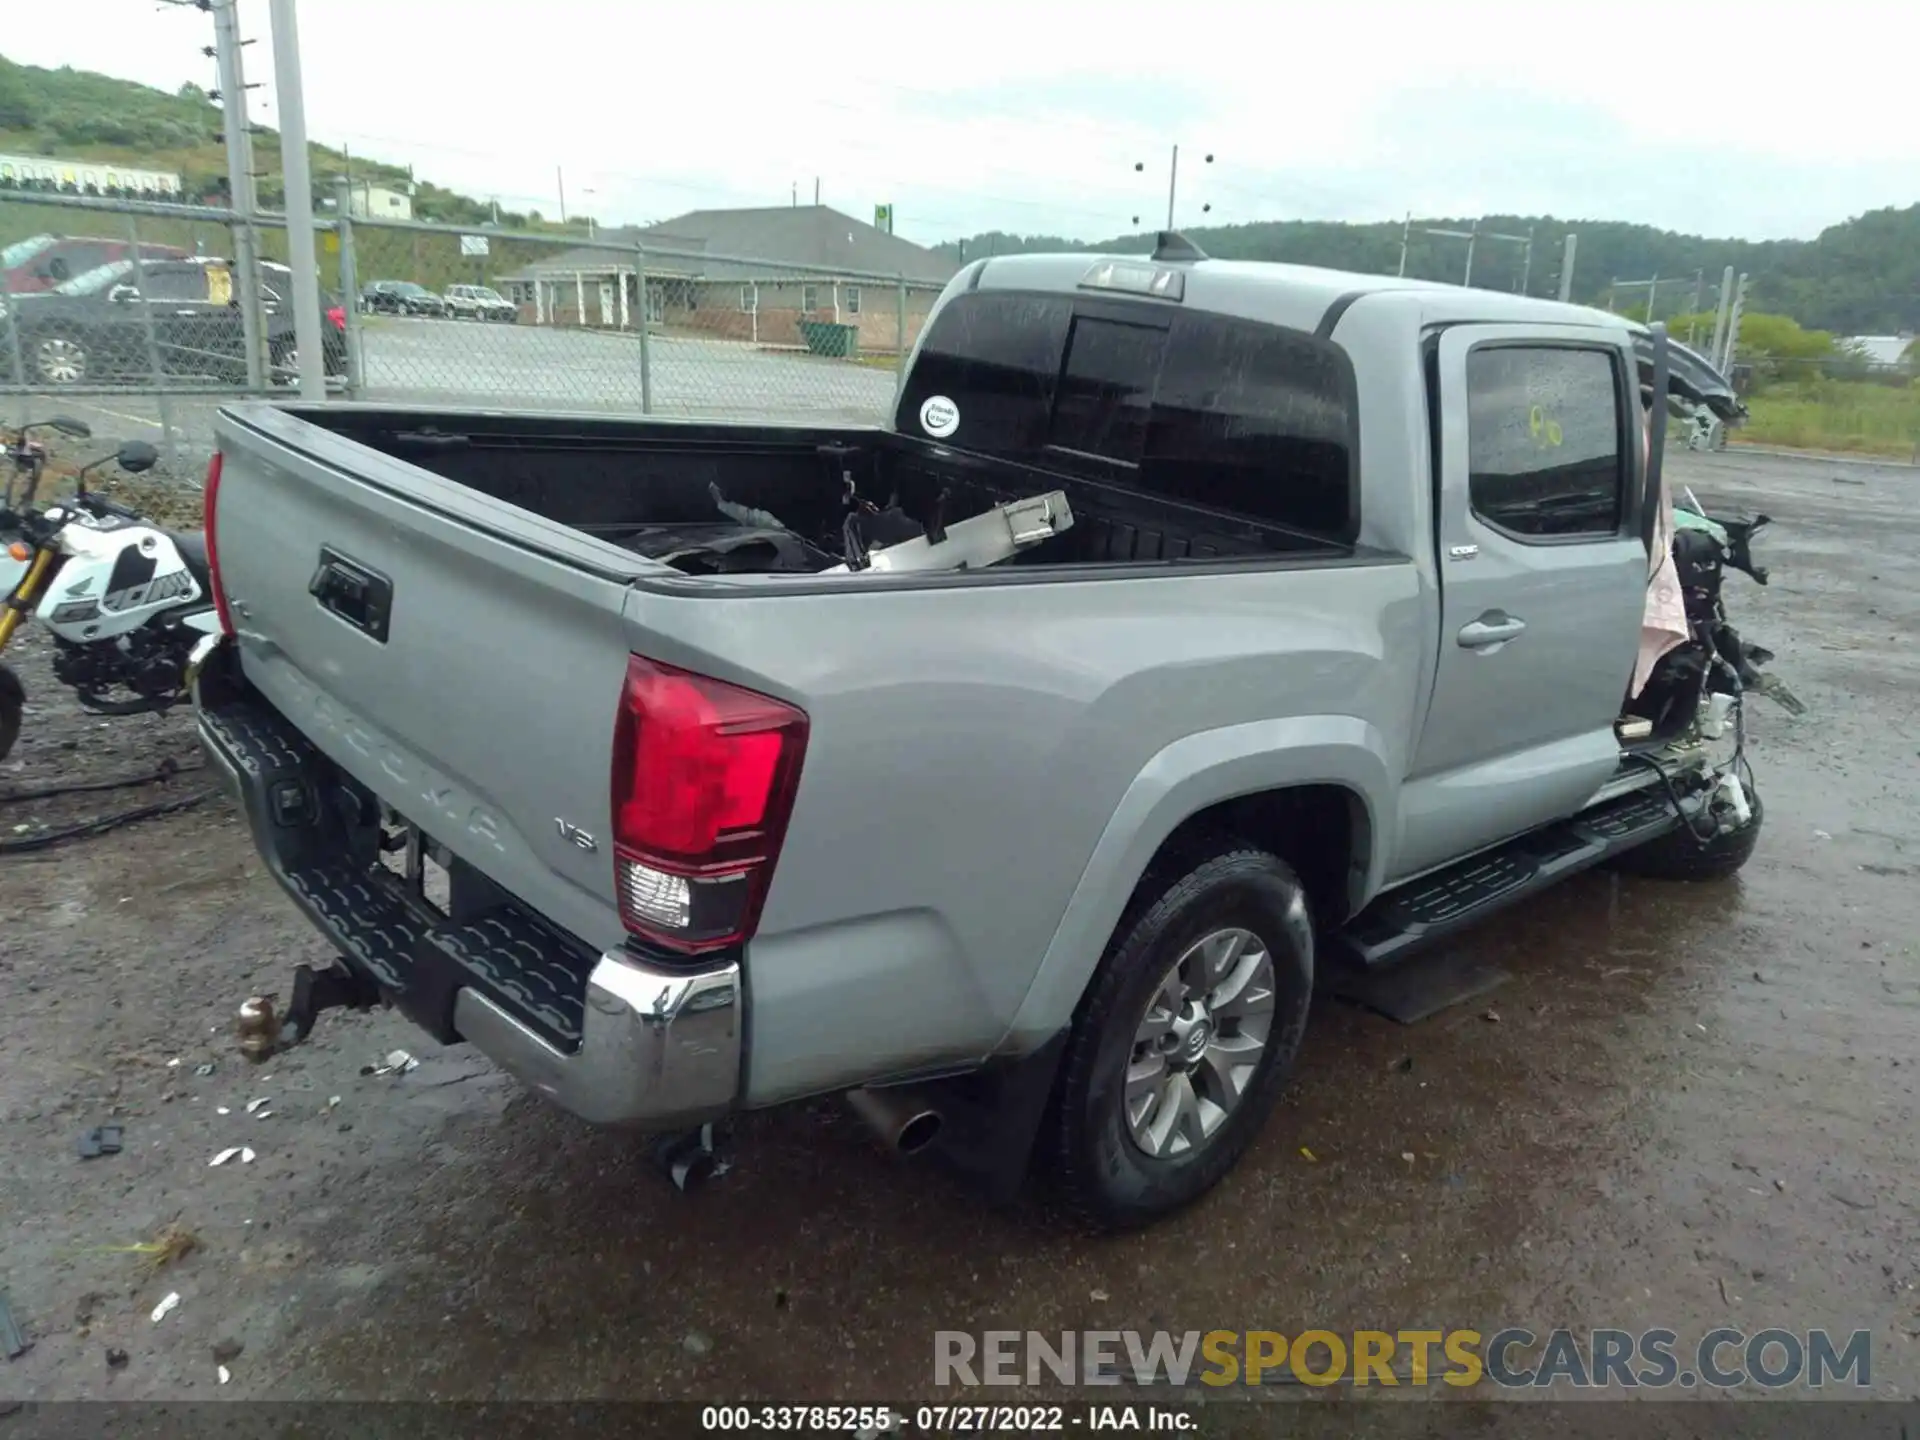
[189,235,1777,1228]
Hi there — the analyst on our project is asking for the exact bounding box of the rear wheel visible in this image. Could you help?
[0,663,24,764]
[1046,844,1315,1230]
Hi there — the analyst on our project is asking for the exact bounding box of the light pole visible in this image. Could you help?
[1132,147,1213,231]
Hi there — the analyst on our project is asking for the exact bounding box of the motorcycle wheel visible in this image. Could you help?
[0,663,23,765]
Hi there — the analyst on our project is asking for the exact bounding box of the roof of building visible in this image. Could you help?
[498,205,959,284]
[1841,335,1916,366]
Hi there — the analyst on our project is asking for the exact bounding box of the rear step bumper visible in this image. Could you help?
[194,660,740,1131]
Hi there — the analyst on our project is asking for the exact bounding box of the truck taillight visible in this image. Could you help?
[610,654,808,954]
[203,451,234,637]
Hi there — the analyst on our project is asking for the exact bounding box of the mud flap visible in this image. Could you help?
[912,1030,1071,1206]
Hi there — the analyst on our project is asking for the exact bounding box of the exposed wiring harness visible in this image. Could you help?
[0,756,216,855]
[1626,657,1759,850]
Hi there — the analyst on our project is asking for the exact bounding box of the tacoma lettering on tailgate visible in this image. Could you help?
[277,668,507,853]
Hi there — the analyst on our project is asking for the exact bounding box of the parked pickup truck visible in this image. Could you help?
[190,234,1776,1228]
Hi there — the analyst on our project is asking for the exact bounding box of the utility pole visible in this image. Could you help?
[1721,273,1750,373]
[210,0,266,388]
[1557,232,1579,303]
[556,166,567,223]
[1709,264,1735,369]
[1422,222,1479,286]
[1478,225,1533,293]
[267,0,326,396]
[1397,212,1411,277]
[1136,147,1211,232]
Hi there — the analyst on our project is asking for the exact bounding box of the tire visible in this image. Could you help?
[1609,790,1764,882]
[0,663,24,765]
[33,330,88,385]
[1046,844,1315,1231]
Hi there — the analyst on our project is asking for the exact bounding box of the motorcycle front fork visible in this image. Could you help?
[0,546,58,653]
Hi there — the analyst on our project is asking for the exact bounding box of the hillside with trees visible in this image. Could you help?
[940,207,1920,338]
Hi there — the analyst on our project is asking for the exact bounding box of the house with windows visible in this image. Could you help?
[495,205,958,351]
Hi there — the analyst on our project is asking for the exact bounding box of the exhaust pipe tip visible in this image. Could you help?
[847,1086,944,1156]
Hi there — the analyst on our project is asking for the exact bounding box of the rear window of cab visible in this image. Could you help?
[897,290,1359,543]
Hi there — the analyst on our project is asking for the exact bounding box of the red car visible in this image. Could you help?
[1,234,192,296]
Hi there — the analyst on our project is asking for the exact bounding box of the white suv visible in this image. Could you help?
[443,284,517,322]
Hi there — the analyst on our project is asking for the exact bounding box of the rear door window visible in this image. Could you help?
[1465,346,1624,539]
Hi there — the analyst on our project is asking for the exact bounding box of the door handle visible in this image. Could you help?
[1458,612,1527,649]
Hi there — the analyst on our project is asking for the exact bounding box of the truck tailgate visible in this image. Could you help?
[211,402,660,953]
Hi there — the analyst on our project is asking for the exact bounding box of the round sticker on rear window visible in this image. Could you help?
[919,395,960,438]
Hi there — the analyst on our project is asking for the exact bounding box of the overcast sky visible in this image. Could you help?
[9,0,1916,245]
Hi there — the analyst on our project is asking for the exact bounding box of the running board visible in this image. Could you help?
[1336,788,1680,969]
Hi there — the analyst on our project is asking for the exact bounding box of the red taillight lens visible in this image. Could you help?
[610,654,808,953]
[327,306,345,330]
[203,450,234,637]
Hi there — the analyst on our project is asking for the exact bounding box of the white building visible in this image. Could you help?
[347,183,414,221]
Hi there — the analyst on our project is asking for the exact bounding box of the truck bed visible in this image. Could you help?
[294,404,1351,577]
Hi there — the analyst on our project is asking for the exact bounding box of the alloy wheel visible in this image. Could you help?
[1123,927,1276,1159]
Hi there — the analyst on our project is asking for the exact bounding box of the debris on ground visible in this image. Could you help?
[149,1292,180,1324]
[88,1222,200,1273]
[1483,1009,1502,1023]
[1300,1147,1318,1162]
[365,1050,419,1077]
[105,1347,129,1370]
[236,997,277,1062]
[208,1147,255,1168]
[324,1095,342,1112]
[139,1223,198,1272]
[682,1330,714,1357]
[76,1124,124,1159]
[1090,1289,1109,1302]
[194,1063,217,1077]
[218,1364,232,1385]
[0,1291,29,1359]
[212,1337,244,1364]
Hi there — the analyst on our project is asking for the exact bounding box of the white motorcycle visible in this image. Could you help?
[0,417,220,763]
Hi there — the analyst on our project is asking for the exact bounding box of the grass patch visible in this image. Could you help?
[1738,379,1920,458]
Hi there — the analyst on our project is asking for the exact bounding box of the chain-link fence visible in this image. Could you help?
[1,191,300,479]
[5,188,947,483]
[345,217,940,423]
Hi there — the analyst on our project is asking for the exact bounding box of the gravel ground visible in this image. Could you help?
[0,448,1915,1411]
